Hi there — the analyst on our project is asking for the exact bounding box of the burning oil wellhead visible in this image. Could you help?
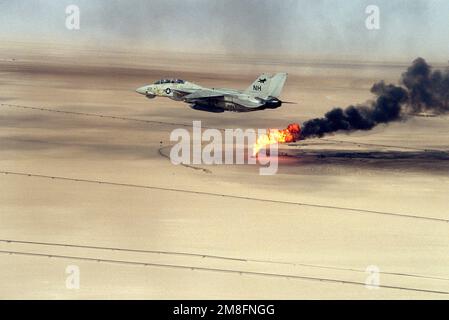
[253,123,301,155]
[253,58,449,153]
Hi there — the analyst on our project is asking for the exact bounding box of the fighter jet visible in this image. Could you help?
[135,73,289,112]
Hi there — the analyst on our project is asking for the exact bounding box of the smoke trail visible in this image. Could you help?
[401,57,449,113]
[300,58,449,139]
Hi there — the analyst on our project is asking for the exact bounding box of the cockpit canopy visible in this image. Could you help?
[154,78,185,84]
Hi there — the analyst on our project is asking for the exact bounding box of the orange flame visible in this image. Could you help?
[253,123,301,155]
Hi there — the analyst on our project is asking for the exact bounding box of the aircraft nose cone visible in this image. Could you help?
[136,86,147,95]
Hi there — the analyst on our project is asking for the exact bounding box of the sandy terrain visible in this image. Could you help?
[0,41,448,299]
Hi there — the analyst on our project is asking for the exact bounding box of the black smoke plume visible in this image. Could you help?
[300,58,449,139]
[401,57,449,113]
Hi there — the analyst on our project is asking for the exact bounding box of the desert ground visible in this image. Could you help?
[0,41,448,299]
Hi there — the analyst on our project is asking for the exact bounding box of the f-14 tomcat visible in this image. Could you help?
[135,73,289,112]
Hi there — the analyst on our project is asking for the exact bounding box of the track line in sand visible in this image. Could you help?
[2,102,446,153]
[319,138,448,153]
[1,170,447,223]
[158,145,212,174]
[0,103,201,129]
[1,238,448,283]
[0,249,447,295]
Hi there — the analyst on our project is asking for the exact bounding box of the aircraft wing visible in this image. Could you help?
[171,88,199,100]
[171,88,197,95]
[181,89,266,110]
[183,89,225,100]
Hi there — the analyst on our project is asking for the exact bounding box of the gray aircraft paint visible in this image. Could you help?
[136,73,288,112]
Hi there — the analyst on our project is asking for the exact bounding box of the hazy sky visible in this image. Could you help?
[1,0,448,61]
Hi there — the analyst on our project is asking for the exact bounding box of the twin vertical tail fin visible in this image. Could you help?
[244,73,288,99]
